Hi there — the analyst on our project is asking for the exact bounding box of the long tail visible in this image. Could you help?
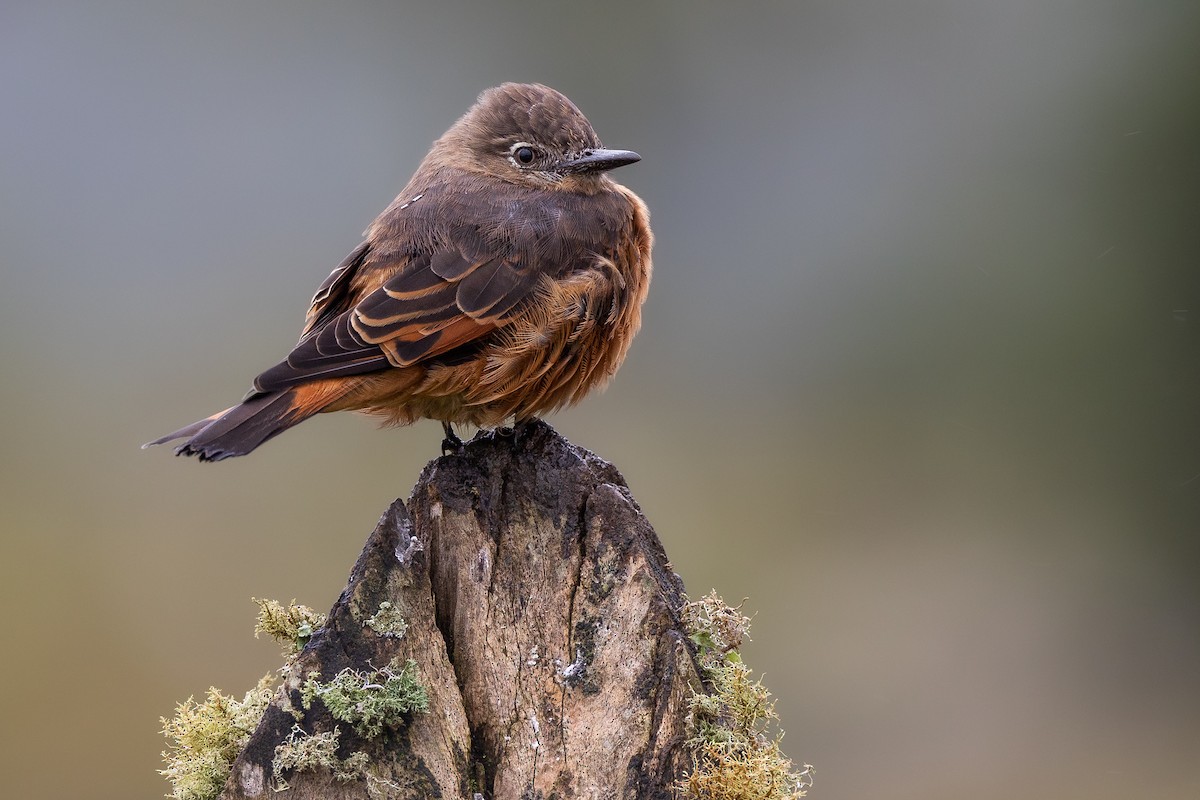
[143,388,320,462]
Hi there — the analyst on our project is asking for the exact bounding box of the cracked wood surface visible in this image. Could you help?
[220,420,700,799]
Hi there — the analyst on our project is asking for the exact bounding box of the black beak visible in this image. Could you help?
[558,148,642,174]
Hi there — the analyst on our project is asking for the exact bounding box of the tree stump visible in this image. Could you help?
[221,420,701,799]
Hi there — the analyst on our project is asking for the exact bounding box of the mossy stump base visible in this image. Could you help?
[221,420,701,799]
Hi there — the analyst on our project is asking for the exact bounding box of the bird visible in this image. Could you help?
[145,83,652,462]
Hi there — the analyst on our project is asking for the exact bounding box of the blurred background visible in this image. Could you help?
[2,2,1198,798]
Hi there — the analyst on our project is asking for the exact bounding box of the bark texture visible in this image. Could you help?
[220,420,700,799]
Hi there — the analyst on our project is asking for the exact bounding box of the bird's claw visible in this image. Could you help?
[441,421,464,455]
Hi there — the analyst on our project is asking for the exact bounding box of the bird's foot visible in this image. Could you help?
[441,421,465,455]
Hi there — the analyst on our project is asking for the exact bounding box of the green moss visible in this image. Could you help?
[160,674,276,800]
[363,601,409,639]
[678,592,814,800]
[253,597,327,654]
[300,658,429,738]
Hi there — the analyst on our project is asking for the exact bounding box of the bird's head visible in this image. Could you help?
[433,83,641,192]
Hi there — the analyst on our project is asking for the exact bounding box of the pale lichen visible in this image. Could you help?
[161,598,335,800]
[272,725,371,789]
[678,591,814,800]
[363,600,409,639]
[681,590,753,670]
[160,674,276,800]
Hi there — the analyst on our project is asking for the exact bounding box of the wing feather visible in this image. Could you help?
[255,231,543,390]
[303,240,370,338]
[253,182,629,394]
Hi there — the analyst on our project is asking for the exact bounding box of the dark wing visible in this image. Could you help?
[300,240,370,338]
[252,236,545,393]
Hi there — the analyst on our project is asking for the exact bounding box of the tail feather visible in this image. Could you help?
[142,408,231,449]
[144,389,313,462]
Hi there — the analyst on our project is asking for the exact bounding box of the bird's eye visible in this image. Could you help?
[515,146,535,164]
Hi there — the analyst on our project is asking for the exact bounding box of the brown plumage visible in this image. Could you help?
[146,83,652,461]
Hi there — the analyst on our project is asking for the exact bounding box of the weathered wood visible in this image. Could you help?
[220,420,700,799]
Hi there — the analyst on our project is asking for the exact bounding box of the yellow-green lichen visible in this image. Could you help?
[161,598,328,800]
[363,601,409,639]
[300,658,429,738]
[678,591,814,800]
[253,597,327,654]
[160,674,276,800]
